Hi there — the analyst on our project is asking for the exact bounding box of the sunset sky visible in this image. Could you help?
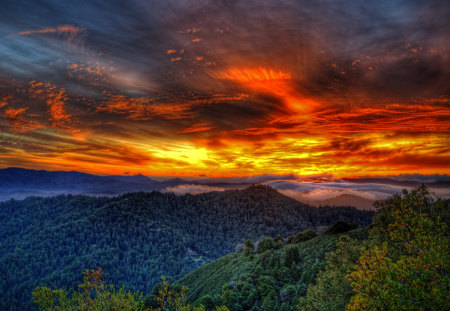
[0,0,449,177]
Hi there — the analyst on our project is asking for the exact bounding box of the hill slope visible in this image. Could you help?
[0,186,372,310]
[177,229,368,311]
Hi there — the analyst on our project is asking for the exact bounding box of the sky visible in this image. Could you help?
[0,0,449,177]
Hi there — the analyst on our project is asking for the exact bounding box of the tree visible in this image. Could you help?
[287,229,317,244]
[298,235,365,311]
[243,240,255,256]
[346,187,450,311]
[244,240,254,249]
[324,221,358,235]
[284,245,300,268]
[257,236,275,253]
[32,268,144,310]
[273,235,285,249]
[198,295,215,310]
[153,276,189,310]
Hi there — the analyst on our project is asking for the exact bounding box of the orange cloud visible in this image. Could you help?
[11,25,85,45]
[96,94,192,120]
[212,67,318,113]
[46,88,70,128]
[312,102,450,133]
[4,107,42,132]
[1,95,12,108]
[67,62,107,78]
[17,25,82,36]
[178,122,213,134]
[213,68,291,81]
[96,92,250,121]
[29,82,71,128]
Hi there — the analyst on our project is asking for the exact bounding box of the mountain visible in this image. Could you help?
[341,176,450,188]
[0,167,162,198]
[319,194,375,210]
[0,185,372,310]
[277,190,376,211]
[0,168,253,201]
[177,228,368,310]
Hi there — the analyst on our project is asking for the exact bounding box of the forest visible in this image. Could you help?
[0,185,372,310]
[29,186,449,310]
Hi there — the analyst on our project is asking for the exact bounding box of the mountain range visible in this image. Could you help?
[0,167,250,201]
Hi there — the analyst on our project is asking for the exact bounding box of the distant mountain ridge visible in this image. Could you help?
[0,167,159,200]
[0,168,303,202]
[0,167,157,190]
[3,168,446,209]
[0,168,250,201]
[319,194,375,210]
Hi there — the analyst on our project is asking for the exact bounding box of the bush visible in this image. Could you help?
[273,235,285,249]
[285,245,300,267]
[244,240,254,249]
[243,240,255,256]
[325,221,358,234]
[257,236,275,253]
[199,295,215,310]
[32,268,144,311]
[346,187,449,310]
[287,229,317,244]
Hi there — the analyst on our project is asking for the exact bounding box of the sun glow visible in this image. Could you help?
[213,67,318,113]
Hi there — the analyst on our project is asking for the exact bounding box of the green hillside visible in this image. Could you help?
[0,185,372,310]
[178,228,368,310]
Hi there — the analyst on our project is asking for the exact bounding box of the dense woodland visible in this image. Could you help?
[177,227,368,311]
[27,186,449,311]
[176,186,449,311]
[0,185,372,310]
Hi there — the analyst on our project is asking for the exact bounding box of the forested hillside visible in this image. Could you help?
[177,228,368,311]
[0,185,372,310]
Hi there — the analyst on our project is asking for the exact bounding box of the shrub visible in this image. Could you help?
[257,236,275,253]
[285,245,300,267]
[325,221,358,235]
[288,229,317,244]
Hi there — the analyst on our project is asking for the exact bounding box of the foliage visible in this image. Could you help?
[243,240,255,257]
[298,235,365,311]
[273,235,285,249]
[0,185,372,310]
[178,229,368,311]
[150,277,229,311]
[284,245,300,268]
[287,229,317,244]
[324,221,358,235]
[298,186,450,311]
[257,236,275,253]
[152,276,189,310]
[32,268,144,310]
[32,270,229,311]
[346,187,450,311]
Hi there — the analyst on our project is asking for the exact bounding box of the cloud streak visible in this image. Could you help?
[16,25,83,37]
